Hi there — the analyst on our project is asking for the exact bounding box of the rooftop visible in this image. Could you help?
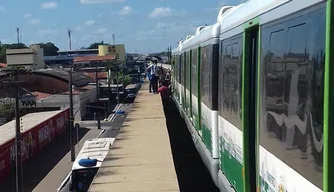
[33,69,91,87]
[72,138,115,170]
[0,68,92,87]
[57,49,98,53]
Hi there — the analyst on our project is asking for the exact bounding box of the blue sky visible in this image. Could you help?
[0,0,239,53]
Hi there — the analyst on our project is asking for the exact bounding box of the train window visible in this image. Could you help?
[221,43,231,119]
[187,51,191,90]
[192,48,198,96]
[260,8,325,189]
[219,34,243,129]
[181,53,184,85]
[212,44,219,110]
[177,55,181,82]
[201,46,210,107]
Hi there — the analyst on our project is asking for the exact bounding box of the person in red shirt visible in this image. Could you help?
[158,80,170,105]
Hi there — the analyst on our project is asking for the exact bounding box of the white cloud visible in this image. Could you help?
[118,6,133,16]
[155,22,175,29]
[75,26,83,31]
[85,20,95,26]
[80,0,125,4]
[37,29,58,36]
[41,2,57,9]
[97,28,107,34]
[98,13,104,18]
[24,13,32,19]
[149,7,173,18]
[29,19,40,25]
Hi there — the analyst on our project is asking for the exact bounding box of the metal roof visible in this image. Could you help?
[0,109,64,146]
[33,69,91,87]
[57,49,98,53]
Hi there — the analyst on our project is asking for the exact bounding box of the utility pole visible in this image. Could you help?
[14,73,22,192]
[116,62,119,104]
[69,64,75,161]
[95,62,101,129]
[112,34,120,104]
[68,29,72,51]
[112,34,115,45]
[107,68,111,112]
[16,28,20,44]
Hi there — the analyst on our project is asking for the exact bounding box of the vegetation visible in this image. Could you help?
[84,41,109,49]
[0,42,59,63]
[0,99,15,120]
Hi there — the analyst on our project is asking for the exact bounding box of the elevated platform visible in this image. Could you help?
[88,82,179,192]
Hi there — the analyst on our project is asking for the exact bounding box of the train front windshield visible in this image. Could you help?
[70,168,98,192]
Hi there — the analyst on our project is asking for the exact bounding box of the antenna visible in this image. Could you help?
[68,28,72,50]
[16,28,20,44]
[112,34,115,45]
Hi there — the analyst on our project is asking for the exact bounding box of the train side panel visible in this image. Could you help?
[258,4,325,192]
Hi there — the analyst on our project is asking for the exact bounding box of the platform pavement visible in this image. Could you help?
[88,82,179,192]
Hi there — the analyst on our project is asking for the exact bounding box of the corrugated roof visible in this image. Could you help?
[0,110,64,146]
[33,69,91,87]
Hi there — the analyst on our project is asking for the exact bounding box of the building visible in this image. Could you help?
[0,68,96,120]
[6,45,45,70]
[44,49,98,66]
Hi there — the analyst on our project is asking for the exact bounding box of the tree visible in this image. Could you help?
[0,43,28,63]
[37,42,59,56]
[0,99,15,121]
[88,41,108,49]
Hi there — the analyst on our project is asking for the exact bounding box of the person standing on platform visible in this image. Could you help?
[146,62,154,93]
[150,59,159,93]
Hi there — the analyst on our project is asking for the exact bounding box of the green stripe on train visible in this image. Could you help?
[201,123,212,154]
[220,136,244,192]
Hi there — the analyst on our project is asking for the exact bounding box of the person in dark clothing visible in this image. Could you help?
[147,73,153,93]
[146,62,155,93]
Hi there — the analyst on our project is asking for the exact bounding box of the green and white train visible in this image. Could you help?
[171,0,334,191]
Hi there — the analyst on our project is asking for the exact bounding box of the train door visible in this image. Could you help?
[242,25,259,192]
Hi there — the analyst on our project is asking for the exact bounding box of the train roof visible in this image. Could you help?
[181,5,236,52]
[195,26,207,35]
[172,40,183,55]
[0,109,66,146]
[182,22,221,52]
[220,0,323,35]
[72,138,115,170]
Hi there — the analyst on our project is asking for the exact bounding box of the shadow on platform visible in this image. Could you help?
[0,127,90,192]
[161,98,219,192]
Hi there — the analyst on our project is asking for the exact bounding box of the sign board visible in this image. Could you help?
[98,44,126,62]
